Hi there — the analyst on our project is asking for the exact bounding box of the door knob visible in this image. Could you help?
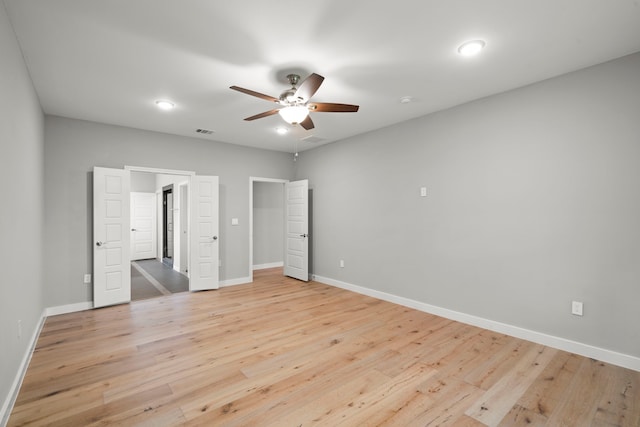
[212,236,218,241]
[96,241,105,247]
[300,234,308,238]
[131,228,137,231]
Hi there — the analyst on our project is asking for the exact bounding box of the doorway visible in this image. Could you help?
[131,259,189,301]
[129,169,192,301]
[249,177,287,282]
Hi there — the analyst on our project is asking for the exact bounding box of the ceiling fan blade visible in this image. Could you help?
[299,115,315,130]
[294,73,324,101]
[230,86,279,103]
[308,102,359,113]
[244,109,280,121]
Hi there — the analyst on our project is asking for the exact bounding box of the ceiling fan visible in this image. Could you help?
[230,73,359,130]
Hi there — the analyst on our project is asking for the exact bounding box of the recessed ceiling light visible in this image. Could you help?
[399,96,413,104]
[457,40,486,57]
[275,127,288,135]
[155,100,175,110]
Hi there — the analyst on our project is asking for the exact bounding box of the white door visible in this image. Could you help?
[93,167,131,308]
[130,192,157,260]
[284,179,309,281]
[189,175,219,291]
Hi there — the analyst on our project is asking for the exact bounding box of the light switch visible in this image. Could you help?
[420,187,427,197]
[571,301,583,316]
[231,218,239,226]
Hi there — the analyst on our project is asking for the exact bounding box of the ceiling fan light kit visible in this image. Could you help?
[278,105,309,124]
[230,72,359,131]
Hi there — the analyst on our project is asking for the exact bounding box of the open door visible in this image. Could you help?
[189,175,219,291]
[284,179,309,281]
[93,167,131,308]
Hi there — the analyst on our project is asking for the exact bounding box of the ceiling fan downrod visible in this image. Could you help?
[286,74,300,87]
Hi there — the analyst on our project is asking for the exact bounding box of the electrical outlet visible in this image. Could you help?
[84,273,92,284]
[17,320,22,339]
[571,301,583,316]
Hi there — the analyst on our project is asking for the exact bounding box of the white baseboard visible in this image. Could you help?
[313,275,640,372]
[220,276,251,288]
[0,309,46,426]
[45,301,94,317]
[252,262,284,270]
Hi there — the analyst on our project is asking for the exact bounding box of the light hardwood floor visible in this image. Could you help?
[8,268,640,426]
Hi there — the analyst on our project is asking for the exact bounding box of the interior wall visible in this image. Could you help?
[296,52,640,358]
[130,171,156,192]
[0,2,45,420]
[253,181,284,268]
[43,116,295,308]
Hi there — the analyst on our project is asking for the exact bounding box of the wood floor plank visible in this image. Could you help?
[463,338,537,390]
[391,375,483,426]
[50,384,175,427]
[497,404,548,427]
[231,350,402,426]
[8,268,640,426]
[310,363,438,426]
[591,361,640,426]
[246,369,391,427]
[450,414,488,427]
[464,344,558,425]
[512,350,582,419]
[544,358,613,426]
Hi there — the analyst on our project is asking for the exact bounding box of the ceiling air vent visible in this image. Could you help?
[196,128,214,135]
[301,135,325,144]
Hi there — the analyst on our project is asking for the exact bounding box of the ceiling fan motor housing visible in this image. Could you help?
[279,89,298,105]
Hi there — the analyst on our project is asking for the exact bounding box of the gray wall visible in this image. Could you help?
[130,171,156,192]
[43,116,294,307]
[0,2,45,420]
[296,52,640,358]
[253,181,284,267]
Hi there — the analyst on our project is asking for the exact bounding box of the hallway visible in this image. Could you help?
[131,259,189,301]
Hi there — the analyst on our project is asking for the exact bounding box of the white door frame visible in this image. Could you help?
[249,177,288,283]
[125,166,195,176]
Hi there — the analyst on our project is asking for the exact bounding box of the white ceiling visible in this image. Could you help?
[5,0,640,153]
